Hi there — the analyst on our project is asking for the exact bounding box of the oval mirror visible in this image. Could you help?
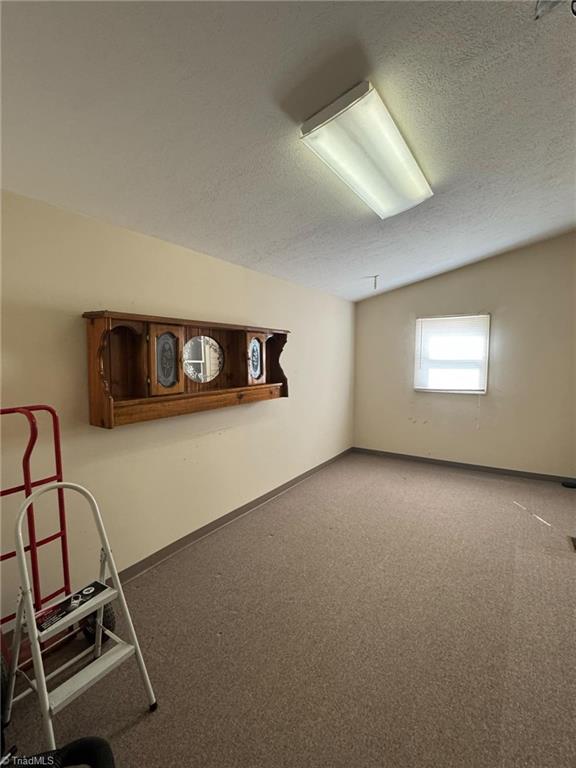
[183,336,224,383]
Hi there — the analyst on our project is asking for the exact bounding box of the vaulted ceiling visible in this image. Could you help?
[2,1,575,300]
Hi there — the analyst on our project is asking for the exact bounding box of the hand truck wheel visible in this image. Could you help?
[82,604,116,644]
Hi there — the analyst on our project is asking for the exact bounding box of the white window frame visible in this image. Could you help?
[413,314,491,395]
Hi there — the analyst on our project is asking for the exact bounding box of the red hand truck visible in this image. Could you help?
[1,405,155,751]
[1,405,115,661]
[1,405,71,630]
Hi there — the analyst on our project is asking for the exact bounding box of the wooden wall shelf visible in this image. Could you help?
[83,311,289,428]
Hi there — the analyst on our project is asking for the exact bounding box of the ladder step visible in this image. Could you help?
[49,642,134,715]
[31,583,118,642]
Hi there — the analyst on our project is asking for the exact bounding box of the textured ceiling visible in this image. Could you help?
[2,1,575,301]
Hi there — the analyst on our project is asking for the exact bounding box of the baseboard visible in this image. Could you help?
[350,447,575,484]
[119,448,353,584]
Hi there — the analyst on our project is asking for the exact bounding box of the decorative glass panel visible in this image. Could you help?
[156,332,178,388]
[248,337,262,380]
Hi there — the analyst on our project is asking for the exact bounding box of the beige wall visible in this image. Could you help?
[573,242,576,468]
[1,192,354,605]
[354,232,576,477]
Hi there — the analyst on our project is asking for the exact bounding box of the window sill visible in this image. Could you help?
[414,388,487,395]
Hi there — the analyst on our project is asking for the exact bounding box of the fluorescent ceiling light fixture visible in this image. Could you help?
[300,81,433,219]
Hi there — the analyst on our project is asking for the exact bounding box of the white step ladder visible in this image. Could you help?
[3,482,157,750]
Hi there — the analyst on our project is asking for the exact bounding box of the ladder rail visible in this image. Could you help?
[10,481,157,750]
[4,592,25,725]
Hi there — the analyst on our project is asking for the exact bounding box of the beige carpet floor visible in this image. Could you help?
[6,453,576,767]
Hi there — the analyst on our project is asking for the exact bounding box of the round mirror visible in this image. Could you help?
[183,336,224,383]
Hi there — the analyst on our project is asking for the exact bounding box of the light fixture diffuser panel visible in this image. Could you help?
[301,82,432,219]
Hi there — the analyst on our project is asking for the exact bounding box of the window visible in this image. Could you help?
[414,315,490,394]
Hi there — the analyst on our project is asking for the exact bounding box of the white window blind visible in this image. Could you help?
[414,315,490,393]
